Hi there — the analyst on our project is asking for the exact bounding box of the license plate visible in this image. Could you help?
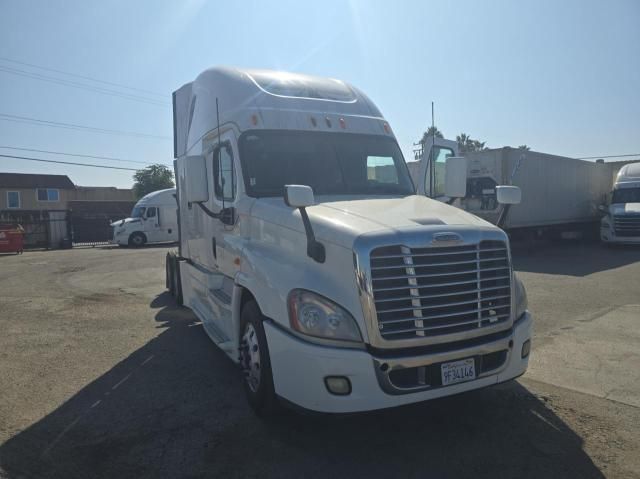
[441,358,476,386]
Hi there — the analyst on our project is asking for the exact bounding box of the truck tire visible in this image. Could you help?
[173,259,183,306]
[128,232,147,247]
[239,300,278,416]
[166,253,175,294]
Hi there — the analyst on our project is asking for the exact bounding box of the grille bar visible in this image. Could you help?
[370,240,512,340]
[372,247,506,260]
[373,284,511,303]
[377,294,511,314]
[379,304,511,325]
[382,314,511,335]
[371,256,508,270]
[372,266,510,282]
[372,275,511,292]
[613,215,640,236]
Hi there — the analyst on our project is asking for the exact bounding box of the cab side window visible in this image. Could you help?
[146,207,157,218]
[214,144,235,201]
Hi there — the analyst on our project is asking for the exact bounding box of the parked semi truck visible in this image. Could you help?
[600,162,640,244]
[409,143,614,235]
[165,67,532,414]
[111,188,178,246]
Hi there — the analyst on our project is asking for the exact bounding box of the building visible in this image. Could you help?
[0,173,135,248]
[0,173,134,209]
[0,173,76,210]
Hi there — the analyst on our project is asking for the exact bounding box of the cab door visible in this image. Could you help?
[200,132,239,346]
[144,206,161,242]
[426,145,455,199]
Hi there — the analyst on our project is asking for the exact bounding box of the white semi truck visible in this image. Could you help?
[600,162,640,244]
[165,67,532,414]
[112,188,178,246]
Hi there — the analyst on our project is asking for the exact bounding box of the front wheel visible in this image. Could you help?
[128,232,146,247]
[239,301,278,416]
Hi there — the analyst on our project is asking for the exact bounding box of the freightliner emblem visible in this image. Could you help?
[432,232,463,244]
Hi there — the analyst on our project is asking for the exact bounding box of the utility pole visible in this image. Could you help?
[430,101,435,195]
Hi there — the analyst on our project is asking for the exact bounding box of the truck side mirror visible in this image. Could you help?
[284,185,315,208]
[284,185,324,263]
[444,157,467,198]
[185,155,209,203]
[496,185,522,205]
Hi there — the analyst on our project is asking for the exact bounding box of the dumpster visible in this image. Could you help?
[0,224,25,254]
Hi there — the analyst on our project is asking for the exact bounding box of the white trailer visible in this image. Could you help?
[166,67,531,414]
[600,162,640,244]
[460,148,614,233]
[111,188,178,246]
[410,145,615,235]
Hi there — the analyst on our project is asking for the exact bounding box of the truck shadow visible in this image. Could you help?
[512,238,640,276]
[0,293,603,479]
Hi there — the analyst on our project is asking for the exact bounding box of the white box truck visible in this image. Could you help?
[600,162,640,244]
[112,188,178,246]
[165,67,532,414]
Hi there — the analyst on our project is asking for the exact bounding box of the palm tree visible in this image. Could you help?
[456,133,487,154]
[421,126,443,145]
[456,133,471,153]
[518,145,530,151]
[472,140,486,151]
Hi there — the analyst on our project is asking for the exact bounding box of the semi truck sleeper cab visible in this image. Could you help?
[165,67,532,414]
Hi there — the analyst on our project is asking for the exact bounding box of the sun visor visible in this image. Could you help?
[172,82,193,158]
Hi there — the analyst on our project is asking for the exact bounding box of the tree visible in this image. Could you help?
[421,126,443,145]
[518,145,530,151]
[456,133,488,154]
[133,164,175,199]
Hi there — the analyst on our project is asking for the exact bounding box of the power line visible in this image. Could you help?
[0,113,171,140]
[576,153,640,160]
[0,145,165,165]
[0,154,138,171]
[0,55,166,98]
[0,65,168,107]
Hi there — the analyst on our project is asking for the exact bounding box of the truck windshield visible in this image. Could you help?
[239,131,415,197]
[131,206,146,218]
[612,188,640,204]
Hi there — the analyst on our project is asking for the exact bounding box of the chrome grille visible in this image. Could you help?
[370,240,511,340]
[614,214,640,237]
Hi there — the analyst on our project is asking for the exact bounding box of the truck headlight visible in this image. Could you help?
[288,289,362,342]
[514,273,528,320]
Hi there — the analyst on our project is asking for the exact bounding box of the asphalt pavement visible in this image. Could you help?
[0,241,639,478]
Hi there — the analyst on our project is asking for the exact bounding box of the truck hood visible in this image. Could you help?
[251,195,495,249]
[110,217,141,227]
[611,203,640,215]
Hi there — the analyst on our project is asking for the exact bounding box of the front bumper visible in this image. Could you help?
[264,311,532,413]
[111,230,126,245]
[601,228,640,244]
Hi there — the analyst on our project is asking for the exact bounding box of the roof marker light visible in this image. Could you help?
[325,117,332,128]
[251,114,259,126]
[339,118,346,129]
[383,122,391,134]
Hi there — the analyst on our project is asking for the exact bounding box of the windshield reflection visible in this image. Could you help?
[131,206,146,218]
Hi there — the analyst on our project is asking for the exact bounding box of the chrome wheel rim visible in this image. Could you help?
[241,323,261,393]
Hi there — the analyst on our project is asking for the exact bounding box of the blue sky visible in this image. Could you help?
[1,0,638,188]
